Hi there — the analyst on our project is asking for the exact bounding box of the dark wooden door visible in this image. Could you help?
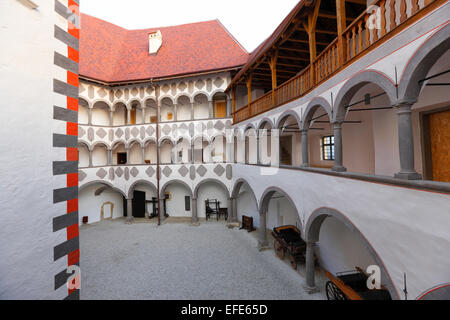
[132,191,146,218]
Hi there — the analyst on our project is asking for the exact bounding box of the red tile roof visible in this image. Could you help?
[79,13,249,84]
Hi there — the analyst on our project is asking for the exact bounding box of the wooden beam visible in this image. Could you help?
[280,47,310,54]
[269,50,279,104]
[286,38,329,46]
[297,27,338,35]
[318,12,354,21]
[246,73,253,105]
[278,55,310,62]
[345,0,366,4]
[304,0,321,63]
[336,0,347,65]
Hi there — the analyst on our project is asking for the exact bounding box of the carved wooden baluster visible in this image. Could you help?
[399,0,407,23]
[346,32,351,59]
[380,0,387,37]
[357,20,363,53]
[351,25,356,58]
[389,0,396,31]
[364,15,370,47]
[411,0,419,15]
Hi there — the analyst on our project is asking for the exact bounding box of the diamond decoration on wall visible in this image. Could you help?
[124,167,130,181]
[130,167,139,178]
[225,120,232,129]
[115,128,124,139]
[146,126,155,136]
[131,127,139,138]
[96,168,107,179]
[178,82,187,91]
[162,166,172,177]
[88,86,94,99]
[96,128,107,139]
[195,80,205,90]
[226,165,233,180]
[131,88,138,96]
[178,166,189,177]
[214,164,225,177]
[146,166,155,177]
[115,90,123,99]
[78,170,87,182]
[88,128,95,142]
[214,121,224,131]
[109,129,114,141]
[109,168,115,180]
[196,165,207,177]
[190,166,196,180]
[206,78,212,92]
[115,167,124,177]
[98,88,107,98]
[214,77,224,88]
[78,126,86,138]
[162,84,170,93]
[140,127,146,140]
[125,128,130,140]
[162,124,171,136]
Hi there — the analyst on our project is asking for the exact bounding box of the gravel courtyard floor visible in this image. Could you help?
[80,219,327,300]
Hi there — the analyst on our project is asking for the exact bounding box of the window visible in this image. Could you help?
[321,136,335,161]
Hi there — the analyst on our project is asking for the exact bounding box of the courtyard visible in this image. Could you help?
[80,219,327,300]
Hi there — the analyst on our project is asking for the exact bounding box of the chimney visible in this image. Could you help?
[149,31,162,55]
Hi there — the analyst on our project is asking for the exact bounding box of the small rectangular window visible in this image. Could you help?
[185,196,191,211]
[321,136,335,161]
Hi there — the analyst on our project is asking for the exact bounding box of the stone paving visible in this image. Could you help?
[80,219,327,300]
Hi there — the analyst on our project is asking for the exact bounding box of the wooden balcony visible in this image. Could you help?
[233,0,439,124]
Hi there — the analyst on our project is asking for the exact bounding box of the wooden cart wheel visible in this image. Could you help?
[274,240,285,259]
[289,255,297,270]
[326,281,347,300]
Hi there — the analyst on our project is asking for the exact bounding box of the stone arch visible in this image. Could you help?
[193,91,211,102]
[126,139,143,149]
[193,178,231,199]
[305,207,399,300]
[231,178,258,204]
[210,89,227,99]
[276,109,302,130]
[91,99,112,111]
[158,95,174,104]
[333,70,397,122]
[160,179,193,199]
[79,180,127,199]
[127,179,158,199]
[175,93,192,104]
[417,283,450,300]
[258,117,275,130]
[92,141,111,151]
[112,100,127,112]
[78,97,91,108]
[398,23,450,103]
[77,139,91,151]
[111,139,127,150]
[258,186,301,227]
[128,99,143,109]
[158,136,176,146]
[143,137,157,147]
[302,97,333,129]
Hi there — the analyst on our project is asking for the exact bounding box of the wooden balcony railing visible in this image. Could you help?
[233,0,437,124]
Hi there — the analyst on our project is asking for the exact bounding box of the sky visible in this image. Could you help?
[80,0,300,52]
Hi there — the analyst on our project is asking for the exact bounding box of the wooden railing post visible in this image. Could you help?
[232,86,236,123]
[336,0,347,66]
[246,73,253,116]
[304,0,321,85]
[269,50,279,106]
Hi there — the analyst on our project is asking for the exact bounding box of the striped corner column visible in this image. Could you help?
[52,0,80,300]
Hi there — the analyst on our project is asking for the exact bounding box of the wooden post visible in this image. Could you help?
[246,73,253,116]
[269,50,278,106]
[232,86,236,123]
[336,0,346,66]
[304,0,321,84]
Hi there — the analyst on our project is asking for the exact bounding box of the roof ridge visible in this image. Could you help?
[214,19,249,55]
